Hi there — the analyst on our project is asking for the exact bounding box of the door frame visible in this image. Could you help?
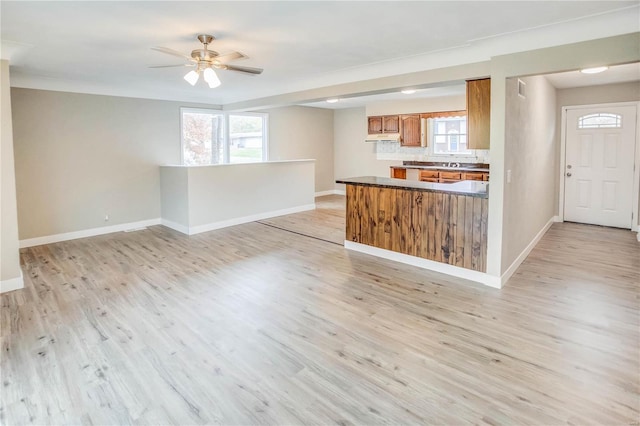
[558,101,640,233]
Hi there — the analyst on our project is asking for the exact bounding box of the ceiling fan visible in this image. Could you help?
[150,34,263,88]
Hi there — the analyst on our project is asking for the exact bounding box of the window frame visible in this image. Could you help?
[430,115,472,157]
[225,111,269,164]
[577,113,622,129]
[180,107,269,166]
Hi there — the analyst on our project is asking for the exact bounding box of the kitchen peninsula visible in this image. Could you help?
[336,176,488,274]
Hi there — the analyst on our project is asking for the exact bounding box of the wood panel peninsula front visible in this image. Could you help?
[336,177,489,272]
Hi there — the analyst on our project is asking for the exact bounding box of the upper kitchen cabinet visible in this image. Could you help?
[466,78,491,149]
[383,115,400,133]
[368,115,399,134]
[400,114,421,146]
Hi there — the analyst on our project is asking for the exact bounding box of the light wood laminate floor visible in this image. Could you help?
[1,195,639,425]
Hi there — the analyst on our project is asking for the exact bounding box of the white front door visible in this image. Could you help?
[564,105,637,229]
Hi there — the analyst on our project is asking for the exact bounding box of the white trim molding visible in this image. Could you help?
[19,218,162,248]
[500,216,555,285]
[160,218,190,235]
[315,190,345,197]
[187,204,315,236]
[160,204,317,236]
[0,271,24,294]
[344,241,502,289]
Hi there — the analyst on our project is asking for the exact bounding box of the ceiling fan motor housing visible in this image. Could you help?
[191,49,220,61]
[197,34,214,45]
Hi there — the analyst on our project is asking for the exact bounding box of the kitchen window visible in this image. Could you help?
[181,108,268,165]
[431,116,470,155]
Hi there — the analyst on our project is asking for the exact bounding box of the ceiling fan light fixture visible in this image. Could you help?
[204,67,221,88]
[184,70,200,86]
[580,66,608,74]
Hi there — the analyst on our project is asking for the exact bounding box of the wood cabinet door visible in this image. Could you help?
[368,116,383,134]
[390,168,407,179]
[462,172,485,181]
[400,114,421,146]
[382,115,400,133]
[439,171,462,181]
[467,79,491,150]
[419,170,439,181]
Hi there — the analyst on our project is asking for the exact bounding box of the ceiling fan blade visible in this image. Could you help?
[151,46,193,61]
[148,64,194,68]
[211,51,246,64]
[222,64,263,75]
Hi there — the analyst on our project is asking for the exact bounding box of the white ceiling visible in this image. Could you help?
[544,62,640,89]
[303,62,640,110]
[301,85,467,109]
[2,1,638,106]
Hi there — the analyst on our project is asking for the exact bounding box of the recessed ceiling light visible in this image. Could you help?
[401,89,417,94]
[326,98,339,103]
[580,66,609,74]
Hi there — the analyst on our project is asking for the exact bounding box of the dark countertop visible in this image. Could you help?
[336,176,489,198]
[391,165,490,172]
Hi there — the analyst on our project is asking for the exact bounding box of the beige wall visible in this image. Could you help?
[365,94,466,116]
[12,90,336,241]
[1,60,22,288]
[159,166,189,228]
[187,161,315,229]
[501,75,558,272]
[333,107,399,189]
[11,88,200,240]
[556,81,640,227]
[159,161,315,233]
[262,105,334,193]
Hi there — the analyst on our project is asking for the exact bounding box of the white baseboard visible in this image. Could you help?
[344,241,501,289]
[0,272,24,294]
[186,204,316,236]
[19,218,162,248]
[500,216,555,286]
[315,190,345,197]
[160,218,190,235]
[553,215,562,222]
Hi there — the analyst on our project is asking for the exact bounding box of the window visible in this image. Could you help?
[578,113,622,129]
[181,109,224,165]
[431,116,470,155]
[181,108,268,165]
[228,113,267,163]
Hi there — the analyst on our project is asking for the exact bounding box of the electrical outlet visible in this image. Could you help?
[104,214,109,222]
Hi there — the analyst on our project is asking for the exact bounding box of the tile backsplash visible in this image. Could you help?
[375,141,490,163]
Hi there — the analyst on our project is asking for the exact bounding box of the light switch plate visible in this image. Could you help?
[506,169,512,183]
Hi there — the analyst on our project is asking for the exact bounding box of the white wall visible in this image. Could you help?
[501,75,558,272]
[556,81,640,227]
[1,60,23,292]
[261,105,334,193]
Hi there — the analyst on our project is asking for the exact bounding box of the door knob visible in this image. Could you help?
[566,172,572,177]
